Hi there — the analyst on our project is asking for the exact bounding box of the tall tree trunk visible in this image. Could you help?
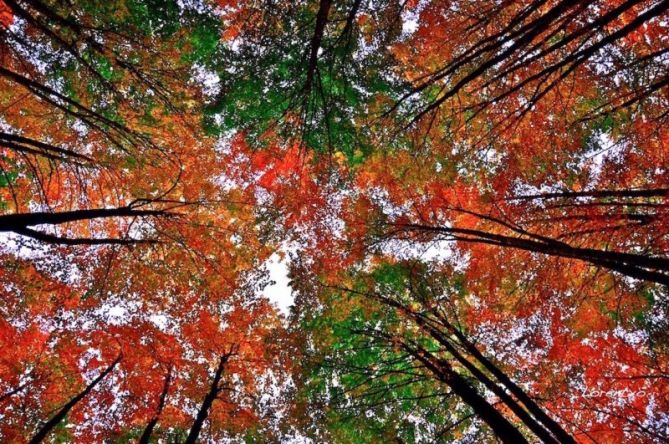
[139,368,172,444]
[365,289,572,443]
[184,350,235,444]
[0,207,168,245]
[436,315,576,444]
[29,354,121,444]
[0,207,167,230]
[428,323,574,443]
[509,188,669,201]
[0,132,95,164]
[405,341,529,444]
[396,223,669,286]
[304,0,332,94]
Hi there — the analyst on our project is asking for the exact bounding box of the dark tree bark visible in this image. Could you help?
[434,315,576,444]
[509,188,669,201]
[0,207,167,229]
[29,354,121,444]
[354,287,575,444]
[392,223,669,286]
[184,348,236,444]
[385,0,669,129]
[421,319,572,443]
[0,207,170,245]
[138,368,172,444]
[0,379,32,403]
[405,340,529,444]
[0,67,149,152]
[304,0,332,94]
[0,132,95,164]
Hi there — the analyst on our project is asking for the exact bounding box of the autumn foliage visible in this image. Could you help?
[0,0,668,443]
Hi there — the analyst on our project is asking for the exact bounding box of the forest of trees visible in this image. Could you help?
[0,0,667,442]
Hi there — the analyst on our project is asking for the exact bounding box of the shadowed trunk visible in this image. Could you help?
[393,223,669,286]
[351,286,575,444]
[510,188,669,201]
[0,207,170,245]
[29,354,121,444]
[139,368,172,444]
[184,349,236,444]
[304,0,332,94]
[405,340,529,444]
[436,315,576,444]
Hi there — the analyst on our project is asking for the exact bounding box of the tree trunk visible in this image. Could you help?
[509,188,669,201]
[0,207,168,245]
[139,368,172,444]
[439,317,576,444]
[0,207,166,230]
[406,341,529,444]
[397,223,669,286]
[427,321,574,443]
[29,354,121,444]
[304,0,332,94]
[367,289,572,444]
[184,350,235,444]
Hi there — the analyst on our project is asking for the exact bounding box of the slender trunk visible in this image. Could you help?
[184,351,234,444]
[6,0,81,30]
[408,0,587,125]
[138,368,172,444]
[406,341,529,444]
[0,132,95,163]
[510,188,669,201]
[29,355,121,444]
[397,223,669,286]
[423,320,573,443]
[366,289,571,444]
[408,223,669,272]
[479,0,669,114]
[438,318,576,444]
[0,379,32,403]
[0,66,145,153]
[486,0,644,89]
[341,0,362,40]
[0,66,127,133]
[304,0,332,94]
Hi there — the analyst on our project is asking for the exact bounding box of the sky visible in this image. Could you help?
[263,252,294,316]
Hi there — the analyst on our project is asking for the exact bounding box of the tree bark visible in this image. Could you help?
[436,316,576,444]
[0,207,169,245]
[184,350,235,444]
[29,354,121,444]
[422,320,572,443]
[406,341,529,444]
[510,188,669,201]
[0,207,166,229]
[395,223,669,286]
[0,132,95,164]
[139,368,172,444]
[363,288,572,444]
[304,0,332,94]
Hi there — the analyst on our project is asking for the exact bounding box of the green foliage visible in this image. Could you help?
[183,22,221,65]
[0,169,18,188]
[124,0,181,36]
[297,264,474,443]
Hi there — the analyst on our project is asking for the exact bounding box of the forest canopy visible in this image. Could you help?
[0,0,668,442]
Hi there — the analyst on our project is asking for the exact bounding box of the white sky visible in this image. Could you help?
[262,252,294,316]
